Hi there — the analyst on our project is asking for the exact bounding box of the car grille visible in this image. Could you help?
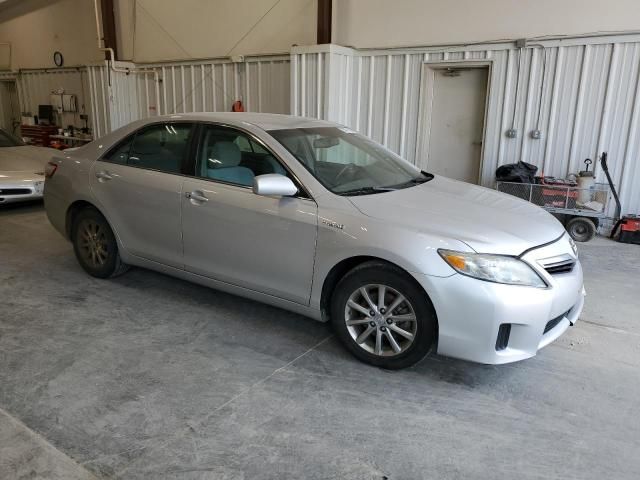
[0,188,32,196]
[544,259,575,274]
[495,323,511,351]
[544,310,570,334]
[538,254,576,275]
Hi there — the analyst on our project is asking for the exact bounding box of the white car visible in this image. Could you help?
[0,129,57,205]
[44,113,585,369]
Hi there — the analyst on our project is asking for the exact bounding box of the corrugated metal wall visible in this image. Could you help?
[86,64,115,139]
[0,68,93,132]
[0,71,18,132]
[4,37,639,216]
[291,36,640,217]
[86,55,290,138]
[86,63,139,139]
[0,55,290,140]
[135,56,290,117]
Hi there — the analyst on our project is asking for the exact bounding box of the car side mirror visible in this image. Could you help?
[252,174,298,197]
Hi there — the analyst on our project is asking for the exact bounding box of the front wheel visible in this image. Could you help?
[72,208,129,278]
[331,262,437,369]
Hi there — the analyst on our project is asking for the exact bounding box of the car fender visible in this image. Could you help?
[309,204,470,310]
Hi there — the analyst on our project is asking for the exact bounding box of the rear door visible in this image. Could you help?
[90,122,194,268]
[180,124,318,305]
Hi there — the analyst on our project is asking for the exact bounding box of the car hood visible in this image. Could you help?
[0,146,56,172]
[348,175,565,256]
[0,169,45,183]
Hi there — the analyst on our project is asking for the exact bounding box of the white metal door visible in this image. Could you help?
[423,67,488,184]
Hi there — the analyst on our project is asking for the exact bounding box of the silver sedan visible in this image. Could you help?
[44,113,585,369]
[0,129,57,205]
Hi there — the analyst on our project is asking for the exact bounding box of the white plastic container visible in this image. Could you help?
[577,173,595,204]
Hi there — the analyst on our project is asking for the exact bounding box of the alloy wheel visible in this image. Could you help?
[344,284,418,357]
[78,219,109,268]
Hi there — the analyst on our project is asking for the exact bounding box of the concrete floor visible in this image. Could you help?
[1,202,639,480]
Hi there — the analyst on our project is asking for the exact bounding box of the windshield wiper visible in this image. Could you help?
[386,172,434,190]
[336,172,434,196]
[336,186,397,196]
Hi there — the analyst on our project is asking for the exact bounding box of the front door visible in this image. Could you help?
[90,122,194,268]
[181,124,317,305]
[423,67,488,183]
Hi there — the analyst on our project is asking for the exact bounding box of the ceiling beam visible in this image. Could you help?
[100,0,118,60]
[317,0,332,44]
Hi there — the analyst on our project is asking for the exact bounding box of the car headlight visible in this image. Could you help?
[568,236,578,257]
[438,249,547,288]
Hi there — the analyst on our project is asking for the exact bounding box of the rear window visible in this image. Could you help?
[102,123,193,174]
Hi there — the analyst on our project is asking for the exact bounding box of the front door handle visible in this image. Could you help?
[95,171,113,182]
[186,190,209,203]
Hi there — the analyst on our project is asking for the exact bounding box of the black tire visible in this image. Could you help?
[566,216,596,242]
[331,261,437,370]
[71,208,129,278]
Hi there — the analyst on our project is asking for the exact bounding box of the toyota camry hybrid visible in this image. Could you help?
[43,113,585,369]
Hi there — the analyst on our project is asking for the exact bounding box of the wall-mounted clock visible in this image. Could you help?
[53,51,64,67]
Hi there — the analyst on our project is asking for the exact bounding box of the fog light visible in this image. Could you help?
[496,324,511,351]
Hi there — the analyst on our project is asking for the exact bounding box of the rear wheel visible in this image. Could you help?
[72,208,129,278]
[566,216,596,242]
[331,262,437,369]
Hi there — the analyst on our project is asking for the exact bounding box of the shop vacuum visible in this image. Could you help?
[600,152,640,245]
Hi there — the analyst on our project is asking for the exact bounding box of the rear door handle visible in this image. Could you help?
[95,171,113,181]
[186,191,209,203]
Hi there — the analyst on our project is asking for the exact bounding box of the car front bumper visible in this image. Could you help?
[0,179,45,204]
[414,234,585,364]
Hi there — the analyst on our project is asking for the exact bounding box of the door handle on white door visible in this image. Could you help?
[95,171,113,181]
[186,191,209,203]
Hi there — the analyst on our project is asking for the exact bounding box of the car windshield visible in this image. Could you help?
[0,129,24,147]
[269,127,432,195]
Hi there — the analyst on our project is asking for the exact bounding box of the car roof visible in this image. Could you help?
[144,112,338,131]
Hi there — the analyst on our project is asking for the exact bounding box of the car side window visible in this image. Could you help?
[103,137,133,164]
[233,135,268,155]
[127,123,193,174]
[233,135,252,152]
[197,125,290,187]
